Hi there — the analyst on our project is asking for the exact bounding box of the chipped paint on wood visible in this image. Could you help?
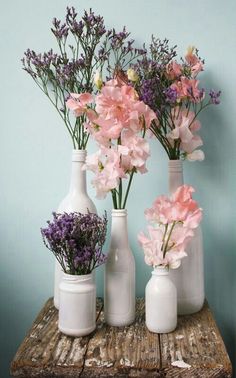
[10,298,232,377]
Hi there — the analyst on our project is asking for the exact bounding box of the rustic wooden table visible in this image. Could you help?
[10,298,232,377]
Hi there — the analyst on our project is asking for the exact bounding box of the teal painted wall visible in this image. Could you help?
[1,1,235,377]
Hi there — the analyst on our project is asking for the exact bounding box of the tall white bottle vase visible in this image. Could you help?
[54,149,97,309]
[168,160,205,315]
[104,209,135,326]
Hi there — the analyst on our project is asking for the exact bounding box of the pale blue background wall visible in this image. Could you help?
[1,1,236,377]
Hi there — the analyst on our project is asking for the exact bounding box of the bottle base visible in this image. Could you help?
[58,324,96,337]
[146,322,177,334]
[177,296,205,315]
[105,315,135,327]
[53,297,59,310]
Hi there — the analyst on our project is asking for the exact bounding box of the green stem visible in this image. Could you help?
[161,224,168,252]
[112,190,118,209]
[122,170,135,209]
[118,178,123,209]
[163,221,176,258]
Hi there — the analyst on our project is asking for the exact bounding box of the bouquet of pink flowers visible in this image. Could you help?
[138,185,202,268]
[131,39,221,161]
[67,78,156,208]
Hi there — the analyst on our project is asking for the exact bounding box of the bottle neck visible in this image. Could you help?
[152,266,169,276]
[110,209,129,249]
[168,160,184,195]
[69,150,87,195]
[62,272,93,283]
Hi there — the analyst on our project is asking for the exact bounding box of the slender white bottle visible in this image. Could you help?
[168,160,204,315]
[145,266,177,333]
[54,149,97,309]
[104,209,135,326]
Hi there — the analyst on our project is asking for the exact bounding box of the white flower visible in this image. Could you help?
[127,68,139,82]
[187,150,205,162]
[93,71,103,90]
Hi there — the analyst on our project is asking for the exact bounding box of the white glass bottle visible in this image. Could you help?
[59,272,96,336]
[54,149,97,309]
[104,209,135,326]
[168,160,204,315]
[145,266,177,333]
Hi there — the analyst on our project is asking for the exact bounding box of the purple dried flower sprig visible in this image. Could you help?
[22,6,146,149]
[132,37,221,160]
[41,212,107,275]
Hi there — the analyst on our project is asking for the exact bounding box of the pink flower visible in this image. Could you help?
[83,80,155,205]
[186,150,205,161]
[167,110,203,155]
[138,225,188,269]
[84,146,126,199]
[120,130,150,173]
[88,79,156,145]
[171,77,205,103]
[139,185,202,269]
[185,47,204,77]
[166,61,182,80]
[66,93,93,117]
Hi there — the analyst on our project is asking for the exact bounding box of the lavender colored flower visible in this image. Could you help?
[164,87,177,104]
[22,6,145,149]
[132,37,221,160]
[41,212,107,275]
[209,89,221,105]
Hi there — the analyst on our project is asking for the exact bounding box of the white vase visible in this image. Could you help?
[104,209,135,326]
[168,160,205,315]
[59,272,96,336]
[145,266,177,333]
[54,149,97,309]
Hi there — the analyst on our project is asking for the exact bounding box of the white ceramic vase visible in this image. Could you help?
[104,209,135,326]
[54,149,97,309]
[145,266,177,333]
[168,160,205,315]
[59,272,96,336]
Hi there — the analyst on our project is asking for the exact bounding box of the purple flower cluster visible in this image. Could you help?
[21,6,146,149]
[131,36,221,160]
[139,77,160,115]
[164,87,178,104]
[209,89,221,105]
[41,212,107,275]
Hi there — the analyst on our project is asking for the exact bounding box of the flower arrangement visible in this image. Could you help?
[41,212,107,275]
[138,185,202,268]
[67,78,156,208]
[131,38,221,161]
[21,6,145,149]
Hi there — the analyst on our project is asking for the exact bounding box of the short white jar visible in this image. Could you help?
[145,266,177,333]
[59,272,96,337]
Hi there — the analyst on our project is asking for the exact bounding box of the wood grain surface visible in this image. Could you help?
[10,298,232,378]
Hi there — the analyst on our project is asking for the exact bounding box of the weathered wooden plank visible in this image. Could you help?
[81,298,161,376]
[160,302,232,378]
[10,298,103,378]
[10,298,232,378]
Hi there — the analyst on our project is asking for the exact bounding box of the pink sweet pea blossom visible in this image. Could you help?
[139,185,202,269]
[166,61,183,80]
[83,79,156,207]
[185,47,204,77]
[87,79,156,145]
[120,130,150,173]
[186,150,205,162]
[171,77,205,103]
[66,93,94,117]
[167,109,204,158]
[84,146,126,199]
